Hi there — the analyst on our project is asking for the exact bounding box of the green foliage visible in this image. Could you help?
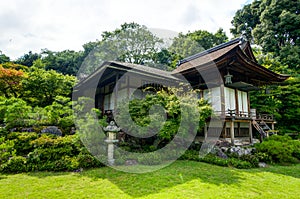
[200,153,229,167]
[0,51,10,64]
[168,29,228,67]
[137,153,163,165]
[41,49,84,75]
[7,132,38,156]
[227,158,253,169]
[0,156,27,173]
[253,152,272,163]
[100,22,163,65]
[115,87,212,151]
[0,64,27,98]
[1,98,32,129]
[178,150,200,161]
[255,135,300,164]
[76,153,104,168]
[22,61,76,106]
[230,1,261,41]
[15,51,41,67]
[0,96,75,133]
[0,137,16,164]
[231,0,300,71]
[239,154,259,168]
[250,76,300,133]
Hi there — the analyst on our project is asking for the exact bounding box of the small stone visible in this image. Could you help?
[125,159,138,166]
[41,126,62,136]
[217,150,228,159]
[258,162,267,168]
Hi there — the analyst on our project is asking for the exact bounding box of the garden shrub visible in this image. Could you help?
[255,135,300,163]
[0,138,16,164]
[239,154,259,167]
[137,153,162,165]
[179,150,199,161]
[77,153,104,168]
[253,152,272,163]
[0,156,27,173]
[228,158,253,169]
[199,153,229,167]
[36,156,79,172]
[9,132,38,156]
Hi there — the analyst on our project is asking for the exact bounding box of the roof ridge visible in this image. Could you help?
[177,37,242,65]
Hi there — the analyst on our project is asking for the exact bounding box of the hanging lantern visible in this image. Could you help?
[224,72,233,84]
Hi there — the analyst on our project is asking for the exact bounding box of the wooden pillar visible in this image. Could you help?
[249,121,253,144]
[204,122,208,139]
[230,120,235,145]
[271,122,275,130]
[220,85,225,117]
[114,73,119,111]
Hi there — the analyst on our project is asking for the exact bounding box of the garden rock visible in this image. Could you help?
[41,126,62,136]
[217,150,228,159]
[125,159,138,166]
[258,162,267,168]
[229,146,253,156]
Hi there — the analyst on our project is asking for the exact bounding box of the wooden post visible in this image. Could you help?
[249,121,253,144]
[220,85,225,117]
[230,120,235,145]
[204,122,208,139]
[271,122,275,130]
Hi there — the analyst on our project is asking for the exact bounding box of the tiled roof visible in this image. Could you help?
[108,61,180,80]
[172,38,241,73]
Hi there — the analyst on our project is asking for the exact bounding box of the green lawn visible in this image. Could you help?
[0,161,299,199]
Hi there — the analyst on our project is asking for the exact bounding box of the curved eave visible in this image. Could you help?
[235,48,290,83]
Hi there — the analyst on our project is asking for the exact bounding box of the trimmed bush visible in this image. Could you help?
[199,153,228,167]
[228,158,253,169]
[0,156,27,173]
[0,138,16,164]
[138,153,162,165]
[77,153,104,168]
[255,135,300,164]
[179,150,200,161]
[8,132,38,156]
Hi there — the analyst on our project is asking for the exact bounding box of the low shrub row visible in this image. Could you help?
[255,135,300,164]
[0,132,104,173]
[179,151,257,169]
[179,135,300,168]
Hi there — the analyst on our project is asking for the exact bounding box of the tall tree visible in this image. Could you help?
[0,64,26,98]
[230,0,262,41]
[41,49,84,75]
[231,0,300,71]
[0,51,10,64]
[100,22,163,65]
[186,28,228,50]
[15,51,41,67]
[22,59,76,106]
[232,0,300,134]
[168,28,228,67]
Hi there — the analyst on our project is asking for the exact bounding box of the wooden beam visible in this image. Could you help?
[230,120,235,145]
[204,123,208,140]
[249,121,253,144]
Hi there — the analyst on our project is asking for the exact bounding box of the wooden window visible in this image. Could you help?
[238,91,248,115]
[224,87,236,112]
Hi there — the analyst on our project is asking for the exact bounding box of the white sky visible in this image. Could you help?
[0,0,252,60]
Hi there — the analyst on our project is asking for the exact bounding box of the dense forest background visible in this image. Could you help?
[0,0,299,134]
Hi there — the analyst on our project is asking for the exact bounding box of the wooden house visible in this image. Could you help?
[74,38,289,145]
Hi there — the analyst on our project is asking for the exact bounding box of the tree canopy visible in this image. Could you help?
[231,0,300,72]
[233,0,300,133]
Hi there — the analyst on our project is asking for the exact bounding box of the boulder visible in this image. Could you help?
[258,162,267,168]
[41,126,62,136]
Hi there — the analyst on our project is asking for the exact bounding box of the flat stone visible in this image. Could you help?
[258,162,267,168]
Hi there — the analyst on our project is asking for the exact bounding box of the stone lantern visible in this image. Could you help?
[103,121,120,166]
